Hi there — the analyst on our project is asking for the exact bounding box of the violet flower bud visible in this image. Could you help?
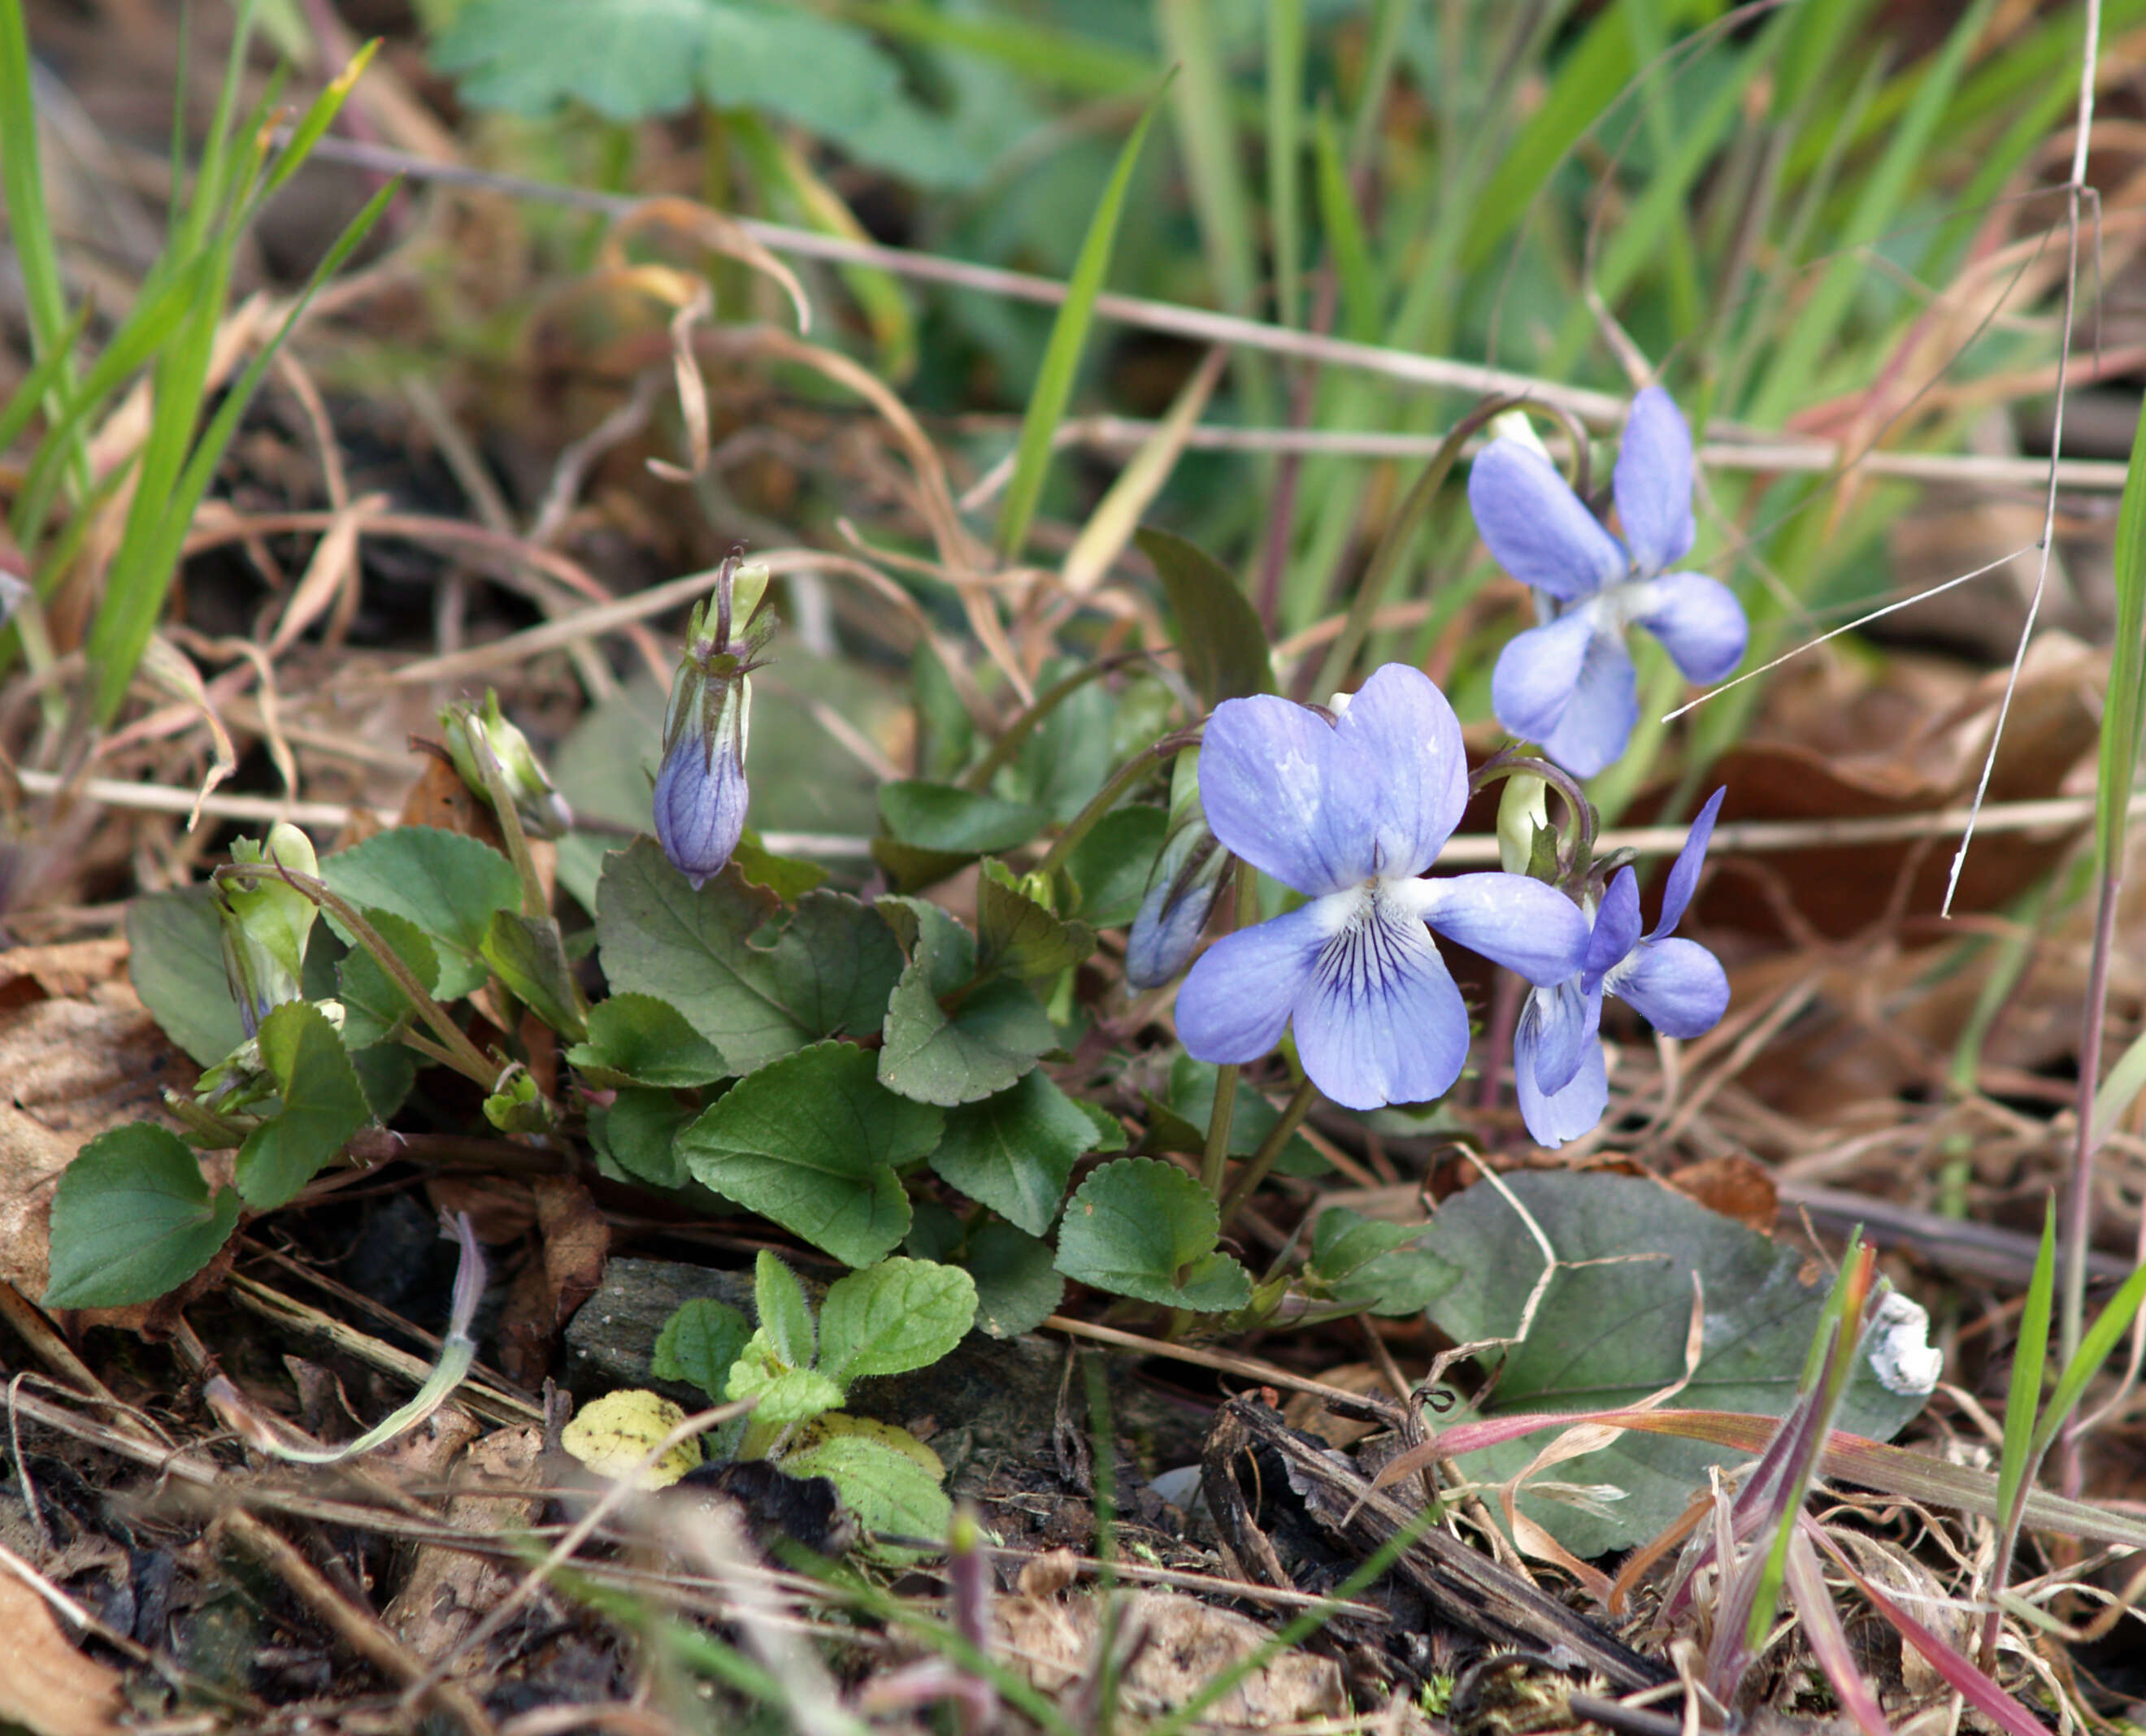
[654,557,764,888]
[441,689,572,840]
[1126,749,1228,988]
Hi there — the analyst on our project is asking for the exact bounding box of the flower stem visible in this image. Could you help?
[1033,727,1201,882]
[1197,858,1260,1199]
[1219,1075,1319,1225]
[958,653,1144,793]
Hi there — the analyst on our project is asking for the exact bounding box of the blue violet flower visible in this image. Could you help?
[1515,787,1731,1147]
[1175,664,1590,1112]
[1470,388,1747,777]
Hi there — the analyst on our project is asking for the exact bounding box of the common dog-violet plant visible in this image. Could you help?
[1175,664,1591,1110]
[1471,388,1748,777]
[1514,787,1731,1148]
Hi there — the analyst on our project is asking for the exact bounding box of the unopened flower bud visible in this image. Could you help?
[1126,749,1229,988]
[441,690,571,839]
[216,822,319,1037]
[654,561,762,889]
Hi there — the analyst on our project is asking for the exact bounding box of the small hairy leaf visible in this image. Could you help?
[727,1337,845,1428]
[818,1258,977,1388]
[780,1414,949,1552]
[43,1124,240,1309]
[754,1249,817,1370]
[653,1300,754,1404]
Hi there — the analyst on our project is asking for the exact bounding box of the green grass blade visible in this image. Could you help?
[1749,0,1998,423]
[1993,1205,2056,1527]
[85,180,397,725]
[994,82,1170,561]
[0,300,93,458]
[1265,0,1305,330]
[0,0,87,493]
[1310,102,1379,344]
[1458,2,1634,272]
[2092,392,2146,888]
[257,36,380,203]
[2031,1259,2146,1464]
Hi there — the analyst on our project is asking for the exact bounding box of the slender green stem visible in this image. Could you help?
[1033,728,1199,881]
[1219,1076,1318,1224]
[958,653,1142,793]
[1311,395,1570,697]
[1197,860,1261,1198]
[467,729,548,919]
[217,862,499,1088]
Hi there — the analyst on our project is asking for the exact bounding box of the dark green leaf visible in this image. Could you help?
[965,1220,1064,1339]
[596,840,901,1074]
[1062,803,1168,927]
[236,1002,373,1209]
[1054,1157,1249,1312]
[930,1069,1097,1236]
[681,1044,941,1267]
[818,1258,977,1387]
[43,1124,241,1309]
[733,830,828,901]
[350,1044,416,1121]
[127,886,245,1065]
[482,909,588,1042]
[878,781,1049,854]
[1305,1207,1459,1316]
[977,859,1095,980]
[1136,527,1273,705]
[567,992,728,1088]
[880,971,1057,1109]
[1423,1171,1933,1556]
[319,827,521,1000]
[870,836,977,896]
[589,1086,700,1189]
[654,1299,754,1404]
[336,909,439,1049]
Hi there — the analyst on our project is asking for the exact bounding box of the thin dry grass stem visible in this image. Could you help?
[391,1411,741,1711]
[1040,1314,1396,1415]
[958,417,2128,500]
[218,1507,499,1736]
[1945,3,2105,918]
